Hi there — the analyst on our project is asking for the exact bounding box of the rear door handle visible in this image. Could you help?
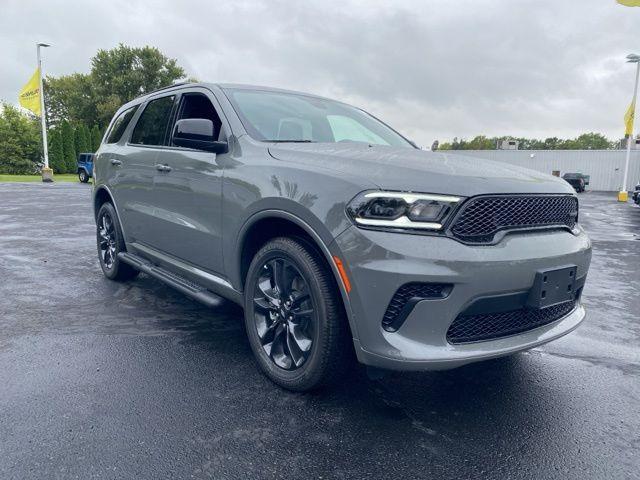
[110,159,122,166]
[155,164,172,172]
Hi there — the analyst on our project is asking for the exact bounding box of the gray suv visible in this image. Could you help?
[93,83,592,391]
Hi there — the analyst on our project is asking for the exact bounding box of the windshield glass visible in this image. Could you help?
[225,88,413,148]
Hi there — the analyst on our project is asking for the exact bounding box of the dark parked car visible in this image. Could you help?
[92,83,592,391]
[632,182,640,204]
[562,172,589,193]
[77,153,94,183]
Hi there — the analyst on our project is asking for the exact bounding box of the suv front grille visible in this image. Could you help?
[382,283,452,332]
[446,300,577,344]
[451,195,578,243]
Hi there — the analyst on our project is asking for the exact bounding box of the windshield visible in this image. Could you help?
[224,88,414,148]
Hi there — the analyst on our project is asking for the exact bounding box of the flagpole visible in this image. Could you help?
[37,42,52,182]
[621,57,640,201]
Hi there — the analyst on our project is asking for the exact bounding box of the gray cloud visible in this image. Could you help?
[1,0,638,145]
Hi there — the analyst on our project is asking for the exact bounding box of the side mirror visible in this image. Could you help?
[173,118,228,154]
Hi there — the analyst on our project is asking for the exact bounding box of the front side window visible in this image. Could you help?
[105,105,138,144]
[130,96,175,146]
[224,89,413,148]
[171,93,223,144]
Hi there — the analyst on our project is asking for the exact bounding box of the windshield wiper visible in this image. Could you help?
[265,139,316,143]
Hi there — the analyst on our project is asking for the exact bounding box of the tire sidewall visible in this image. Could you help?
[244,238,333,389]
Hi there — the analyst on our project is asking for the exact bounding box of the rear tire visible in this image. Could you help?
[96,202,139,282]
[79,170,89,183]
[244,237,350,391]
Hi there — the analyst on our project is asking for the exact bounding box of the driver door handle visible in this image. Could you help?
[155,164,172,172]
[110,159,122,166]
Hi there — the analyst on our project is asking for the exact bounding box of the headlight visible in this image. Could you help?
[347,191,463,231]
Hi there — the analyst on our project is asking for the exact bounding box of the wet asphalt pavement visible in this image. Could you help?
[0,183,639,480]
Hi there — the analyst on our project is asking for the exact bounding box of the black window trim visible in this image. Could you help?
[123,86,234,151]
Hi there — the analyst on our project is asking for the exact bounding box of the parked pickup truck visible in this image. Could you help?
[77,153,94,183]
[562,172,590,193]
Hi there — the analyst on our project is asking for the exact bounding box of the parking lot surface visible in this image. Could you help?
[0,183,639,480]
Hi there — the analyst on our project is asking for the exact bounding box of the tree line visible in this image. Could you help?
[1,44,186,175]
[437,132,618,150]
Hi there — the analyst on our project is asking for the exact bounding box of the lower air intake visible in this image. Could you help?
[447,300,577,344]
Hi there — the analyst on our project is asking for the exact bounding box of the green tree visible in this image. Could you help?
[465,135,495,150]
[45,44,186,129]
[565,132,613,150]
[61,121,76,173]
[44,73,98,128]
[82,124,92,152]
[48,129,65,173]
[0,103,42,174]
[90,125,102,151]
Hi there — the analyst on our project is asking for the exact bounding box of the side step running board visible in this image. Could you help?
[118,252,223,308]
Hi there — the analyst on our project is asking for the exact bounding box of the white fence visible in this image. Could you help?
[446,149,640,191]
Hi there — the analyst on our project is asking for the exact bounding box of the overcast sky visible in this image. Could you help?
[1,0,639,146]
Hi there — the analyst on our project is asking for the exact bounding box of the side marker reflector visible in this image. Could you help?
[333,256,352,293]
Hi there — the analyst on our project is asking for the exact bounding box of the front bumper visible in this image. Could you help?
[333,225,592,371]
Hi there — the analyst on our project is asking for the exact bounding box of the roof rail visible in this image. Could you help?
[144,82,192,97]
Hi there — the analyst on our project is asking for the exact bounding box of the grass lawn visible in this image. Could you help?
[0,174,80,183]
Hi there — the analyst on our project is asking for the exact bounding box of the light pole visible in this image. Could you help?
[37,42,52,182]
[621,53,640,201]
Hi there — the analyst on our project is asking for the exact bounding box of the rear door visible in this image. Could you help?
[150,88,228,275]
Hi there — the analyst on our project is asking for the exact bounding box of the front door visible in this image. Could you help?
[150,90,227,275]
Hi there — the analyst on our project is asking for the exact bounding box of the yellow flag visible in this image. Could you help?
[618,0,640,6]
[18,68,41,116]
[625,100,635,136]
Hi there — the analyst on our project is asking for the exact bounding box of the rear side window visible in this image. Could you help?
[130,96,175,146]
[105,106,139,144]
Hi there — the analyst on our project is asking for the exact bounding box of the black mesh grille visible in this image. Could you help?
[451,195,578,243]
[447,300,577,344]
[382,283,451,331]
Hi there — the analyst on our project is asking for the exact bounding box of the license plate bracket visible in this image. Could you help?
[527,266,577,309]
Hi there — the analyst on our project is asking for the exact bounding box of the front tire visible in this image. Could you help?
[79,170,89,183]
[244,237,350,391]
[96,202,138,282]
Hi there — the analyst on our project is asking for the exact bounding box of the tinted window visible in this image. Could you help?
[130,96,175,146]
[105,105,138,144]
[225,89,412,148]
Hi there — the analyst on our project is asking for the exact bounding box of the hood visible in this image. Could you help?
[268,143,574,197]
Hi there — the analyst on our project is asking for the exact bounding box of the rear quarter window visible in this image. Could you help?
[105,105,139,144]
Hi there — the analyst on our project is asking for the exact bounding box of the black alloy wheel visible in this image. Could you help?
[244,237,351,391]
[96,202,139,281]
[98,210,117,270]
[253,257,315,370]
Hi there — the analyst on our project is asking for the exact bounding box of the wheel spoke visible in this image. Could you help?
[291,308,313,322]
[290,290,310,308]
[253,297,272,312]
[255,314,277,343]
[268,259,286,296]
[288,322,313,352]
[269,324,291,369]
[286,326,306,367]
[258,277,280,305]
